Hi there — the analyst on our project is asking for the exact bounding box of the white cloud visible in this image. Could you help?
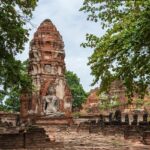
[17,0,105,92]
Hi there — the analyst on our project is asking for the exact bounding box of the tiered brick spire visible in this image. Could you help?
[26,19,72,116]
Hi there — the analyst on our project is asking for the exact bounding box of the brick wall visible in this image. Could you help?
[0,127,61,149]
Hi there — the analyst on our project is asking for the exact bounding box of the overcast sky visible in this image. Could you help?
[17,0,105,92]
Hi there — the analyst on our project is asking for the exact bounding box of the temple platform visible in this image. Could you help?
[35,116,73,126]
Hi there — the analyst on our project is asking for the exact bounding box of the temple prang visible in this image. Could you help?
[21,19,72,118]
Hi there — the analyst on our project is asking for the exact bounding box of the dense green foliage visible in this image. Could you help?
[80,1,150,99]
[0,60,31,112]
[65,71,87,109]
[0,0,38,90]
[0,1,38,111]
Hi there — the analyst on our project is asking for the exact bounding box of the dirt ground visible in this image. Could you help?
[46,130,150,150]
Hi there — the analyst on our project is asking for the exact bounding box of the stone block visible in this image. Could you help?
[143,131,150,145]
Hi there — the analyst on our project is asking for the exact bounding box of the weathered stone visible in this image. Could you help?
[139,113,149,126]
[20,19,72,118]
[0,126,58,149]
[109,112,113,123]
[124,114,129,125]
[143,131,150,145]
[81,88,100,114]
[98,114,105,128]
[77,121,90,132]
[124,128,141,141]
[0,112,19,127]
[143,113,148,122]
[111,110,122,125]
[132,114,138,126]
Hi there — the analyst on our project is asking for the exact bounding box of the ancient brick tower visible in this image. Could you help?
[25,19,72,117]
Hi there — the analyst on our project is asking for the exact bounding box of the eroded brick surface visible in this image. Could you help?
[20,19,72,118]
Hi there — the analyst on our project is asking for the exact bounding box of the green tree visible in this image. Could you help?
[0,60,32,112]
[65,71,87,109]
[80,1,150,100]
[4,87,20,112]
[0,1,38,90]
[0,0,38,111]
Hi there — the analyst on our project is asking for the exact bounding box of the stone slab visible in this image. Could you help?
[36,116,73,125]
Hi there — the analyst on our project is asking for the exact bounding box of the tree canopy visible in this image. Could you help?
[0,0,38,111]
[65,71,87,109]
[80,0,150,99]
[0,60,31,112]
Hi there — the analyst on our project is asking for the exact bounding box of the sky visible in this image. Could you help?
[17,0,105,92]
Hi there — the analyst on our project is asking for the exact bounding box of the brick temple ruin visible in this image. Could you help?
[0,19,150,149]
[81,80,150,115]
[20,19,72,120]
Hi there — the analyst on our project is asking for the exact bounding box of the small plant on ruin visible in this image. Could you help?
[135,98,144,109]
